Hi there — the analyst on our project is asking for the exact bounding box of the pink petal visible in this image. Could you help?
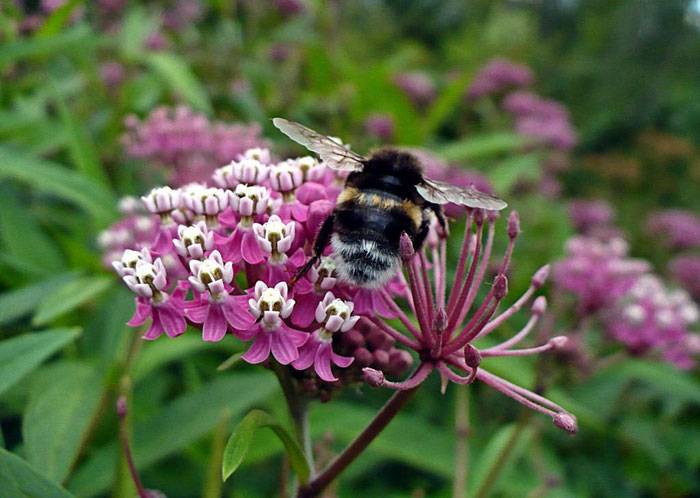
[282,324,310,347]
[127,298,152,326]
[331,350,354,368]
[157,303,186,338]
[314,343,337,382]
[288,248,307,268]
[202,304,228,342]
[241,333,271,364]
[222,294,256,330]
[219,207,238,228]
[290,202,309,222]
[270,332,300,365]
[184,299,210,324]
[292,339,318,370]
[151,228,174,255]
[142,312,163,340]
[374,291,397,319]
[241,230,265,264]
[290,293,319,328]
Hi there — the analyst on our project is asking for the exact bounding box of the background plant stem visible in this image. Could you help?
[453,385,470,498]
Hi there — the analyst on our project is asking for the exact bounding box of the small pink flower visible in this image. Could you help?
[173,222,214,260]
[240,282,308,364]
[142,186,182,219]
[213,157,270,188]
[185,251,253,341]
[293,293,357,381]
[122,257,186,340]
[112,248,152,277]
[253,215,295,264]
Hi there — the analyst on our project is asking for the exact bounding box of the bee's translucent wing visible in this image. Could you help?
[416,177,508,211]
[272,117,366,172]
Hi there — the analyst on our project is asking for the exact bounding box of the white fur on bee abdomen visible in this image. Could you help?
[331,234,400,288]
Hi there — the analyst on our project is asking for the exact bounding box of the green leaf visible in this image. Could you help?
[0,328,81,397]
[0,145,116,225]
[0,273,77,326]
[23,362,104,483]
[144,53,212,114]
[421,70,474,139]
[488,152,541,193]
[35,0,84,38]
[438,133,528,162]
[32,276,113,326]
[131,334,225,382]
[118,6,158,61]
[469,422,533,496]
[50,84,110,188]
[0,185,65,276]
[0,448,74,498]
[68,373,277,497]
[222,409,310,484]
[0,25,95,68]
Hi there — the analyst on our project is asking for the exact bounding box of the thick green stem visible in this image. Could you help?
[273,364,315,474]
[202,410,231,498]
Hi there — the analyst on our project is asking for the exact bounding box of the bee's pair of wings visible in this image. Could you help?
[272,118,507,211]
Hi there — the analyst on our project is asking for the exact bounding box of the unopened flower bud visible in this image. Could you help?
[342,329,365,349]
[507,211,520,240]
[433,307,448,333]
[373,349,390,370]
[399,232,415,260]
[531,296,547,316]
[464,344,482,369]
[116,396,127,418]
[532,264,550,288]
[388,350,413,376]
[366,330,394,351]
[552,412,578,434]
[354,347,373,367]
[548,336,568,350]
[493,274,508,299]
[362,367,385,387]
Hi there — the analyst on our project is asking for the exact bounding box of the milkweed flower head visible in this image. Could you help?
[553,236,650,315]
[568,199,615,235]
[123,106,269,186]
[670,255,700,303]
[466,58,534,101]
[393,71,437,108]
[646,209,700,251]
[606,275,700,369]
[109,144,575,431]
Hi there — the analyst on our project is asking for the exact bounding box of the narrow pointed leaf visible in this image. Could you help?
[32,276,113,326]
[0,449,74,498]
[0,328,81,397]
[23,362,104,483]
[222,409,310,484]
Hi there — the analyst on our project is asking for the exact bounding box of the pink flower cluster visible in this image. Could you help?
[503,91,577,151]
[646,209,700,251]
[555,234,700,368]
[553,236,650,315]
[466,58,534,101]
[122,106,269,186]
[670,255,700,303]
[109,143,576,429]
[567,199,622,240]
[607,275,700,369]
[393,71,437,108]
[112,148,406,383]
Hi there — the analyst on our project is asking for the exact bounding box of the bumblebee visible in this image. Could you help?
[272,118,507,288]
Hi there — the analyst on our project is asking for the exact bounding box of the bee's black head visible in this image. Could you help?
[364,148,424,186]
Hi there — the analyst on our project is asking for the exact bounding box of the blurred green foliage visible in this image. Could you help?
[1,1,699,497]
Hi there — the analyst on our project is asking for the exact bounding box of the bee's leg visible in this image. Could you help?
[411,217,431,252]
[291,214,334,285]
[426,203,448,237]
